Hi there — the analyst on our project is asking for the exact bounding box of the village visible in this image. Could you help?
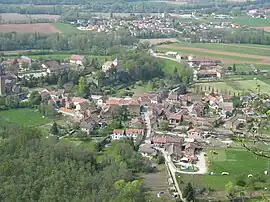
[0,48,270,201]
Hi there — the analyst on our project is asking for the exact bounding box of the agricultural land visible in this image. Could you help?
[0,23,61,34]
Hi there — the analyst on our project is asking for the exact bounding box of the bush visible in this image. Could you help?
[157,155,165,164]
[236,174,247,187]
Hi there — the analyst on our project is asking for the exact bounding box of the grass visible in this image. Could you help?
[157,47,261,62]
[158,58,185,76]
[196,79,270,94]
[178,148,269,192]
[0,108,51,127]
[52,23,81,34]
[166,43,270,57]
[30,54,72,60]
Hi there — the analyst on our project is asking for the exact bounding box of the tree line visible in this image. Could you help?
[0,29,137,53]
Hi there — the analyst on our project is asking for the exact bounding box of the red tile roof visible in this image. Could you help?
[125,128,144,135]
[106,99,121,105]
[151,137,167,144]
[72,97,88,104]
[113,129,124,134]
[70,54,85,61]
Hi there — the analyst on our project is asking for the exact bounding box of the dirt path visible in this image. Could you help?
[159,44,270,64]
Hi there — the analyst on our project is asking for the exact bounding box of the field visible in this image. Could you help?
[52,23,81,34]
[139,38,179,45]
[196,79,270,94]
[1,13,60,23]
[0,23,61,34]
[177,148,269,200]
[157,43,270,64]
[0,108,51,127]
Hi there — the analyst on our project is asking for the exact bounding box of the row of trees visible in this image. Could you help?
[0,29,137,52]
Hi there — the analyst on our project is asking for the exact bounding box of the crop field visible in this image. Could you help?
[0,13,60,23]
[157,43,270,64]
[0,108,51,127]
[139,38,178,45]
[0,23,61,34]
[52,23,81,34]
[177,148,269,200]
[196,79,270,94]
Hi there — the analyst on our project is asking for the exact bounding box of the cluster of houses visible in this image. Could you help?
[74,15,179,37]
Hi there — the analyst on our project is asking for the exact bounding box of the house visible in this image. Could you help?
[125,128,144,139]
[167,92,179,102]
[79,117,97,133]
[222,102,234,113]
[58,107,75,117]
[111,129,125,140]
[102,58,119,72]
[91,95,108,106]
[166,144,183,161]
[168,109,187,124]
[42,60,68,74]
[139,144,157,158]
[70,55,85,66]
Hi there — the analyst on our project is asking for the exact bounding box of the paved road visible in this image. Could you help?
[155,147,185,202]
[144,111,153,140]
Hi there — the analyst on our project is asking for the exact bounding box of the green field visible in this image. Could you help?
[157,47,261,62]
[178,148,269,191]
[196,79,270,94]
[30,54,72,60]
[165,43,270,57]
[52,23,81,34]
[0,108,51,126]
[158,58,185,76]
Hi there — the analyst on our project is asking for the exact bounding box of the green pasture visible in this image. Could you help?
[52,23,81,34]
[0,108,51,127]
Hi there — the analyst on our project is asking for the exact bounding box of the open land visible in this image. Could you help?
[195,79,270,94]
[177,148,269,200]
[0,108,51,127]
[0,23,61,34]
[139,38,179,45]
[157,43,270,64]
[251,26,270,32]
[0,13,60,23]
[52,23,81,34]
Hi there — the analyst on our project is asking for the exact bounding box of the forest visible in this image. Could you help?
[0,120,153,201]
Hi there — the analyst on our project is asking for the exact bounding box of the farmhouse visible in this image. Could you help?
[42,60,68,74]
[70,55,85,66]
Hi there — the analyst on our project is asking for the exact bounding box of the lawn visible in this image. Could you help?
[52,23,81,34]
[178,148,269,192]
[157,47,261,62]
[0,108,51,127]
[30,54,72,60]
[167,43,270,57]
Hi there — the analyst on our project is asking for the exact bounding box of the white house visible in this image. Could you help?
[102,58,119,72]
[111,128,144,141]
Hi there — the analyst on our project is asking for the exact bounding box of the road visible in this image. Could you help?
[155,147,185,201]
[144,111,153,140]
[152,53,181,63]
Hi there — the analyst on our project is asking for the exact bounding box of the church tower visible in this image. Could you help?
[0,63,5,96]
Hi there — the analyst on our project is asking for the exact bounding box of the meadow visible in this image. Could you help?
[177,148,269,200]
[0,108,51,127]
[196,79,270,94]
[52,23,81,34]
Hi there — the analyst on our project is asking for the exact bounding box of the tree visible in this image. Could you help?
[225,181,238,202]
[5,95,20,108]
[21,62,29,70]
[233,63,236,72]
[31,63,40,70]
[78,76,88,96]
[157,154,165,164]
[182,182,195,202]
[29,91,41,105]
[159,120,169,131]
[50,121,59,135]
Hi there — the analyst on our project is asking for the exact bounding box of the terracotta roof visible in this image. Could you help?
[70,54,85,61]
[72,97,88,104]
[106,99,121,105]
[59,107,74,115]
[198,70,217,75]
[113,129,124,134]
[126,128,144,135]
[151,137,167,144]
